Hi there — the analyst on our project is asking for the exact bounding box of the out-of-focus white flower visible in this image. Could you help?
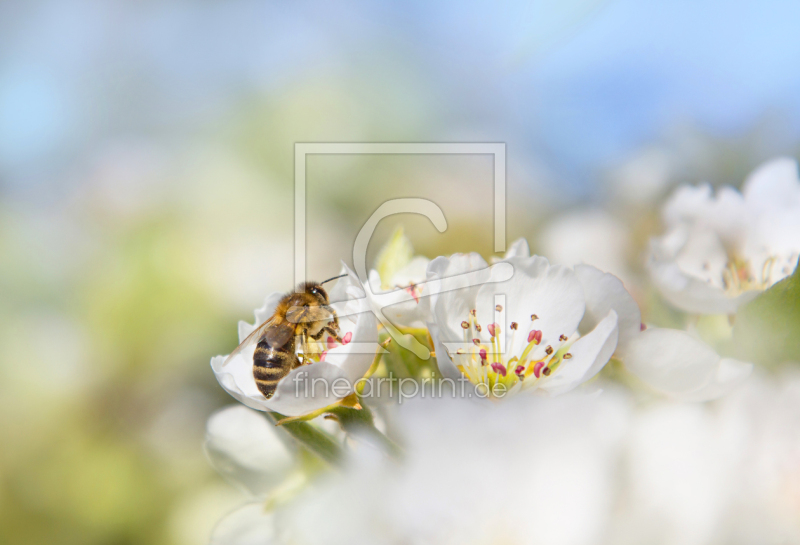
[539,208,634,287]
[621,327,752,402]
[428,243,641,398]
[609,371,800,545]
[648,158,800,314]
[278,392,631,545]
[211,265,378,417]
[205,405,294,497]
[211,373,800,545]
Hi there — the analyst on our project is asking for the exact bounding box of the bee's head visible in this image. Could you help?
[299,274,346,304]
[301,282,328,304]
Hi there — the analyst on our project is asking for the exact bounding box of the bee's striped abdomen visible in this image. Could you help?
[253,340,296,399]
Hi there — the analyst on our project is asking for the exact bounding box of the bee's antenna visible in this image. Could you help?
[320,273,347,285]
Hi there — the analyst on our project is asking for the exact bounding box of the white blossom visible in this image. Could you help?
[621,327,752,401]
[204,405,294,497]
[209,373,800,545]
[277,392,631,545]
[428,242,641,398]
[648,157,800,314]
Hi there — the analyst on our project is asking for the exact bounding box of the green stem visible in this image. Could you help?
[267,412,343,467]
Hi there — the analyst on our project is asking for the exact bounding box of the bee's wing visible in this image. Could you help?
[224,315,294,363]
[264,320,296,348]
[285,304,334,325]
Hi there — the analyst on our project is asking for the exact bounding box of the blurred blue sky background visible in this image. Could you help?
[2,0,800,196]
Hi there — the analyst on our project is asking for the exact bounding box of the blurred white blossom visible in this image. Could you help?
[648,157,800,314]
[204,405,294,497]
[278,391,631,545]
[621,327,752,401]
[210,373,800,545]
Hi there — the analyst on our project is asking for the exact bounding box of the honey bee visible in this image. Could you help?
[225,275,346,399]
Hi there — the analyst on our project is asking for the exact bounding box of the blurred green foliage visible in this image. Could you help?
[730,258,800,366]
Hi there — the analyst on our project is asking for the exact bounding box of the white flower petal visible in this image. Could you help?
[742,157,800,215]
[211,355,268,413]
[390,256,430,286]
[622,328,750,400]
[237,320,255,343]
[205,406,293,496]
[574,264,641,354]
[367,262,429,328]
[680,358,753,402]
[502,237,530,259]
[663,183,747,247]
[475,256,585,355]
[428,252,492,339]
[648,226,757,314]
[210,502,275,545]
[427,322,462,382]
[539,310,618,396]
[327,262,365,302]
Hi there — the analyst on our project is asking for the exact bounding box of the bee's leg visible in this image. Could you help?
[297,329,314,366]
[290,353,305,370]
[311,325,343,344]
[322,305,340,332]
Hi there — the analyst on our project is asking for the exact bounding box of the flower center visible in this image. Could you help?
[720,254,776,296]
[451,308,574,397]
[401,282,423,304]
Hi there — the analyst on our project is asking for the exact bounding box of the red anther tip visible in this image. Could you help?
[528,329,543,344]
[326,336,337,349]
[515,365,525,375]
[342,332,352,344]
[319,351,327,362]
[491,363,507,376]
[533,361,545,378]
[479,349,487,360]
[487,323,498,337]
[640,322,647,331]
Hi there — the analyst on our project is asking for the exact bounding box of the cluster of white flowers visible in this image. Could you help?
[207,157,800,544]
